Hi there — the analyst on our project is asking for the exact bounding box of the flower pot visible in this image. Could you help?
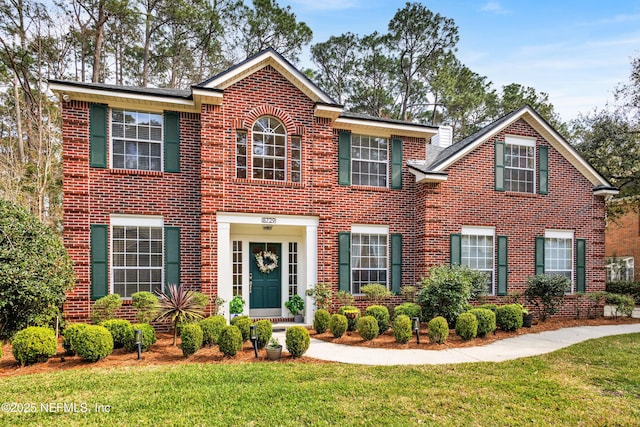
[294,314,304,323]
[523,313,533,328]
[266,346,282,361]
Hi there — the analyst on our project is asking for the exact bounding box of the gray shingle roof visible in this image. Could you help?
[48,79,195,99]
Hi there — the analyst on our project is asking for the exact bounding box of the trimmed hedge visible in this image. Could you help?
[365,305,390,334]
[393,302,422,320]
[606,293,635,317]
[12,326,57,366]
[455,312,478,340]
[230,316,252,341]
[338,305,361,331]
[74,325,114,362]
[329,314,348,338]
[468,308,496,337]
[285,326,310,357]
[124,323,157,352]
[427,316,449,344]
[100,319,133,349]
[91,294,122,324]
[62,323,89,355]
[606,281,640,304]
[218,325,243,357]
[180,323,203,357]
[357,315,379,341]
[496,304,523,331]
[200,315,227,346]
[313,309,331,334]
[254,319,273,349]
[393,314,413,344]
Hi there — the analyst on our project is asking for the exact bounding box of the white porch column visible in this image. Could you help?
[304,224,318,321]
[217,221,234,319]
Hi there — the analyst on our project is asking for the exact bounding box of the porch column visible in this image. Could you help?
[217,221,234,318]
[304,224,318,321]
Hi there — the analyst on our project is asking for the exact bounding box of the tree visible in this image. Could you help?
[310,33,359,104]
[0,199,74,340]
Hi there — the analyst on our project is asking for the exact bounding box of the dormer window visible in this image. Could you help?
[505,137,535,193]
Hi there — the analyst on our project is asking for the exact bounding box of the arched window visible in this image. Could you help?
[252,116,286,181]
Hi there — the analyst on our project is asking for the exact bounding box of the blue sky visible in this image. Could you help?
[281,0,640,122]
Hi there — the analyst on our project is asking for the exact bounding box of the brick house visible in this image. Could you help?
[50,49,618,322]
[605,205,639,282]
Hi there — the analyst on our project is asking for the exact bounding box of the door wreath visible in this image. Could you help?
[255,250,278,274]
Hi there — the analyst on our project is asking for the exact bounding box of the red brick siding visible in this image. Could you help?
[606,209,640,281]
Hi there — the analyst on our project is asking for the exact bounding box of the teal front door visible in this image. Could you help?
[250,243,281,309]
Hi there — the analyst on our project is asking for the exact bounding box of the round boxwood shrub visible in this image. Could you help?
[218,325,243,357]
[313,309,331,334]
[357,315,379,341]
[338,305,361,331]
[100,319,133,349]
[254,319,273,349]
[12,326,57,366]
[393,314,413,344]
[124,323,157,352]
[230,315,252,341]
[496,304,523,331]
[468,308,496,337]
[74,325,114,362]
[478,303,498,312]
[455,312,478,340]
[285,326,310,357]
[91,294,123,324]
[393,302,422,320]
[200,315,227,346]
[365,305,390,334]
[329,314,348,338]
[180,323,203,357]
[427,316,449,344]
[62,323,89,355]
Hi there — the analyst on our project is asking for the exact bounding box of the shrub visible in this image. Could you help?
[229,295,245,315]
[180,323,203,357]
[357,316,379,341]
[230,316,252,341]
[62,323,89,355]
[393,315,412,344]
[313,309,331,334]
[455,312,478,340]
[100,319,132,349]
[0,199,74,341]
[496,304,523,331]
[360,283,392,303]
[131,291,159,323]
[427,316,449,344]
[329,314,348,338]
[12,327,57,366]
[478,303,498,312]
[155,284,205,345]
[200,315,227,346]
[606,281,640,304]
[334,290,355,307]
[468,308,496,337]
[218,325,243,357]
[74,325,114,362]
[338,305,361,331]
[191,292,210,310]
[365,305,390,334]
[393,302,422,320]
[606,293,635,317]
[417,265,488,326]
[524,274,569,321]
[400,285,417,302]
[285,326,310,357]
[124,323,157,352]
[285,294,305,315]
[305,283,333,310]
[254,319,273,349]
[90,294,122,324]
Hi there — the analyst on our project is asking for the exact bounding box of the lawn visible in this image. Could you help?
[1,333,639,426]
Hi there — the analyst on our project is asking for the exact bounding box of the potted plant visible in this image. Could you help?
[285,294,305,322]
[229,295,245,319]
[265,337,282,360]
[521,306,533,328]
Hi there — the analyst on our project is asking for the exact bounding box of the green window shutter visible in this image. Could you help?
[391,138,403,189]
[338,131,351,185]
[450,233,462,266]
[164,111,180,172]
[90,104,107,168]
[390,233,402,294]
[90,224,109,300]
[165,227,180,287]
[576,239,586,293]
[495,140,505,191]
[497,236,508,296]
[538,145,548,194]
[535,237,545,275]
[338,232,351,292]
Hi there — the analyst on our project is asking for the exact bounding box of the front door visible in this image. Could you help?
[249,243,281,309]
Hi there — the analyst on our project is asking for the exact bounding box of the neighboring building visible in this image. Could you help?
[606,206,639,282]
[50,49,618,322]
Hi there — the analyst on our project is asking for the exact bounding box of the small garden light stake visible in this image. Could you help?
[412,317,420,344]
[134,329,142,360]
[250,324,258,358]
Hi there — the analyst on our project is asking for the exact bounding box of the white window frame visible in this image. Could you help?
[110,215,164,299]
[545,229,574,293]
[351,134,389,188]
[110,109,164,172]
[606,256,635,282]
[505,136,536,193]
[350,224,389,294]
[251,116,287,181]
[461,226,495,295]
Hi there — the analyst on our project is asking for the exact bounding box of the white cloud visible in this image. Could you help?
[480,1,509,15]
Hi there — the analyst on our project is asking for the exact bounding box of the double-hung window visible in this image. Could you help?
[351,134,388,187]
[505,136,535,193]
[535,230,578,294]
[111,109,163,171]
[461,227,495,295]
[350,226,388,294]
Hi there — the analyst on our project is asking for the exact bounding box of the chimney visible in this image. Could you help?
[431,125,453,148]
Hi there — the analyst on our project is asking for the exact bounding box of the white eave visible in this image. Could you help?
[593,187,619,196]
[314,104,343,119]
[334,117,437,139]
[407,167,448,183]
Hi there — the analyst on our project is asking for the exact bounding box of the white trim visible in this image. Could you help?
[544,229,574,239]
[335,117,436,139]
[505,135,535,147]
[50,83,194,109]
[314,104,343,119]
[110,214,163,227]
[217,212,319,227]
[461,226,495,236]
[351,224,389,235]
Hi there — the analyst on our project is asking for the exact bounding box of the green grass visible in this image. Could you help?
[1,333,640,426]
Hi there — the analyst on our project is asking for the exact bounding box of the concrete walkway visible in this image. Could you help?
[272,323,640,366]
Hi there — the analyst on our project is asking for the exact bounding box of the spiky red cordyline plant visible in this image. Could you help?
[155,284,205,345]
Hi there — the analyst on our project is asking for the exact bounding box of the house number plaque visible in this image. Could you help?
[261,217,276,224]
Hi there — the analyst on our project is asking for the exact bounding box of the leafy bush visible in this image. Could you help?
[285,326,310,357]
[468,308,496,337]
[229,295,245,315]
[254,319,273,349]
[400,285,417,302]
[156,284,205,345]
[338,305,361,331]
[360,283,392,303]
[427,317,449,344]
[191,292,210,310]
[305,283,332,310]
[12,326,57,366]
[393,302,422,320]
[131,291,159,323]
[230,315,252,341]
[91,294,123,324]
[334,290,355,306]
[606,293,635,317]
[124,323,157,352]
[0,199,74,340]
[329,314,348,338]
[496,304,523,331]
[478,303,498,312]
[180,323,203,357]
[200,315,227,346]
[606,281,640,304]
[313,309,331,334]
[357,315,379,341]
[393,314,412,344]
[417,265,488,326]
[285,294,305,316]
[62,323,89,355]
[365,305,390,334]
[100,319,133,349]
[74,325,114,362]
[524,274,569,321]
[218,325,243,357]
[455,312,478,340]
